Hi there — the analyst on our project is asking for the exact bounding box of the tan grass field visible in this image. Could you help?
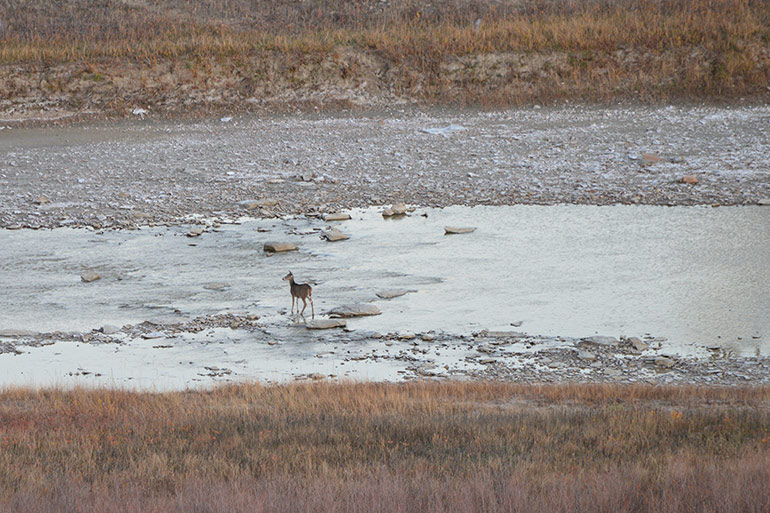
[1,0,768,115]
[1,382,768,512]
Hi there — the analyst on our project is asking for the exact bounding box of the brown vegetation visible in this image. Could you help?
[1,382,769,512]
[0,0,768,117]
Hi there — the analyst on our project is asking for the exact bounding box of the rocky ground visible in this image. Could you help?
[1,316,768,387]
[1,104,769,231]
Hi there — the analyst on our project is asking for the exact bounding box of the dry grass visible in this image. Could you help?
[0,0,768,112]
[1,382,769,512]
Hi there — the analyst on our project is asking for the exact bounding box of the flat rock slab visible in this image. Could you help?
[263,242,298,253]
[444,226,476,234]
[323,213,352,221]
[758,198,770,206]
[321,228,350,242]
[203,282,230,291]
[376,289,416,299]
[0,329,36,337]
[306,319,347,330]
[578,335,620,347]
[328,303,382,318]
[141,332,165,339]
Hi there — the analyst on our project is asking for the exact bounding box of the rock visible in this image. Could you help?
[80,271,101,283]
[628,337,648,351]
[187,226,205,237]
[306,319,347,330]
[681,175,698,185]
[33,196,50,205]
[479,358,497,364]
[382,203,407,217]
[321,228,350,242]
[323,213,351,221]
[0,329,35,337]
[477,345,495,354]
[641,153,662,163]
[0,342,21,355]
[399,332,416,340]
[444,226,476,234]
[578,336,619,347]
[576,350,596,361]
[376,289,414,299]
[203,282,230,291]
[328,304,381,318]
[100,325,121,335]
[263,242,298,253]
[421,333,435,341]
[238,198,278,209]
[141,332,165,339]
[757,198,770,206]
[6,225,21,230]
[309,373,326,380]
[510,321,523,327]
[655,356,676,368]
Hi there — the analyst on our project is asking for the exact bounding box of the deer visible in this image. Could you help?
[282,271,314,319]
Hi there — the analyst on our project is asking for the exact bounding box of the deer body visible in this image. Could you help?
[282,271,314,319]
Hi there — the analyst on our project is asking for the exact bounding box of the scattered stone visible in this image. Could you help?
[141,332,165,339]
[376,289,414,299]
[641,153,662,164]
[203,282,230,291]
[628,337,649,351]
[323,213,351,221]
[383,203,407,217]
[0,342,20,355]
[263,242,298,253]
[681,175,698,185]
[578,336,619,347]
[477,345,495,354]
[399,332,416,340]
[0,329,36,337]
[444,226,476,234]
[655,356,676,368]
[321,228,350,242]
[238,198,278,209]
[100,325,121,335]
[309,373,326,380]
[267,340,278,345]
[479,358,497,364]
[80,271,101,283]
[421,334,435,341]
[306,319,347,329]
[328,304,381,318]
[187,226,205,237]
[6,225,22,230]
[510,321,523,327]
[758,198,770,206]
[33,196,50,205]
[576,350,597,361]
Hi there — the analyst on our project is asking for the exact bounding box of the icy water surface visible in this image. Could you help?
[1,205,768,356]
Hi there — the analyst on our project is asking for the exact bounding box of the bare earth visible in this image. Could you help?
[1,104,768,230]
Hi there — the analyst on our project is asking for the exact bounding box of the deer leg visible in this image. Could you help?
[290,296,295,315]
[300,297,307,317]
[309,297,314,319]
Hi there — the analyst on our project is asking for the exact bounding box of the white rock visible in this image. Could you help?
[81,271,101,283]
[444,226,476,234]
[306,319,347,330]
[323,213,352,221]
[328,304,382,318]
[375,289,414,299]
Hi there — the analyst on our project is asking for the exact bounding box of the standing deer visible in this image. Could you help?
[282,271,314,319]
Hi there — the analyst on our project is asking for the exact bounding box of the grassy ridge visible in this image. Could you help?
[1,383,769,512]
[0,0,768,112]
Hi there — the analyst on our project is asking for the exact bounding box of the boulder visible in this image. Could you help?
[187,226,205,237]
[758,198,770,206]
[263,242,298,253]
[323,213,352,221]
[328,304,382,318]
[681,175,698,185]
[306,319,347,330]
[321,228,350,242]
[382,203,407,217]
[444,226,476,235]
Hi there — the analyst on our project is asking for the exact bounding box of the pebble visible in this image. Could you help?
[80,271,101,283]
[444,226,476,234]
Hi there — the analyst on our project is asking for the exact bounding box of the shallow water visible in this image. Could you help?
[1,205,768,357]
